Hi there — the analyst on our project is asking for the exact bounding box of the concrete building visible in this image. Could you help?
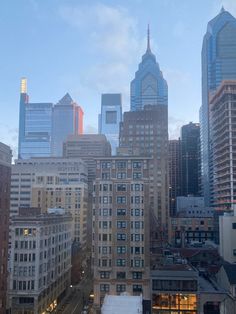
[200,8,236,205]
[219,208,236,263]
[130,26,168,111]
[119,105,169,245]
[101,294,143,314]
[92,157,151,308]
[63,134,111,191]
[181,122,200,197]
[169,139,181,216]
[18,78,53,159]
[210,81,236,209]
[176,196,213,216]
[0,143,11,314]
[10,158,88,247]
[52,93,84,157]
[8,207,72,314]
[98,94,122,155]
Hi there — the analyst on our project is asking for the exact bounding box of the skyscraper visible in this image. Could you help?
[130,26,168,111]
[0,142,11,314]
[181,122,200,197]
[200,8,236,205]
[98,93,122,155]
[18,78,53,159]
[52,93,84,156]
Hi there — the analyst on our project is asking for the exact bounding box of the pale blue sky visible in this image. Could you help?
[0,0,235,156]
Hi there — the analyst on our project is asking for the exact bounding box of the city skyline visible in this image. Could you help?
[0,0,236,156]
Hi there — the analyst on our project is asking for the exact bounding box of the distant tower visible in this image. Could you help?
[51,93,84,156]
[130,26,168,111]
[99,93,122,155]
[200,9,236,205]
[18,78,53,159]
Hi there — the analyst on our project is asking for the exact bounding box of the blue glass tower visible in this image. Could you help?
[200,8,236,205]
[98,93,122,155]
[18,78,53,159]
[130,26,168,111]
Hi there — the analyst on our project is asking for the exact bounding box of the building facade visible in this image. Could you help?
[52,93,84,157]
[181,122,200,197]
[8,208,72,314]
[98,94,122,155]
[169,139,181,216]
[200,8,236,205]
[18,78,53,159]
[130,27,168,112]
[10,158,88,248]
[210,81,236,209]
[0,143,11,314]
[119,105,169,245]
[92,157,151,307]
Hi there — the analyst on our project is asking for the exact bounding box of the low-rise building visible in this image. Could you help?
[101,294,143,314]
[8,208,72,314]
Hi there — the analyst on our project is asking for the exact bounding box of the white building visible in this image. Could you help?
[101,294,143,314]
[8,208,72,314]
[219,207,236,263]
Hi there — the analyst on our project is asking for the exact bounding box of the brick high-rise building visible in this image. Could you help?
[0,142,11,314]
[119,105,169,245]
[92,157,151,308]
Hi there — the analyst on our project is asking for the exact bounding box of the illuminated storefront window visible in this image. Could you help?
[152,293,197,313]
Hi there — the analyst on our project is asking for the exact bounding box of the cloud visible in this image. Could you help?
[168,116,187,140]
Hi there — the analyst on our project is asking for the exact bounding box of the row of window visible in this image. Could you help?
[97,208,144,216]
[96,196,144,204]
[100,284,142,293]
[13,280,35,291]
[98,246,144,254]
[98,221,144,229]
[101,162,142,169]
[101,172,143,180]
[97,233,144,242]
[100,271,142,279]
[98,259,144,267]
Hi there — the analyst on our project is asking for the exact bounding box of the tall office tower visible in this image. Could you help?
[119,105,169,245]
[210,81,236,209]
[130,26,168,111]
[169,139,181,216]
[18,78,53,159]
[181,122,200,197]
[63,134,111,190]
[52,93,84,156]
[10,158,88,246]
[0,143,11,314]
[8,207,72,314]
[200,8,236,205]
[92,157,151,308]
[98,94,122,155]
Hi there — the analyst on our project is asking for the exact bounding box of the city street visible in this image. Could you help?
[55,276,93,314]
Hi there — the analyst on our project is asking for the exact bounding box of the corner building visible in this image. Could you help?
[92,157,151,307]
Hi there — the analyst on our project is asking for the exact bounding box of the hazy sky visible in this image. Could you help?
[1,0,236,156]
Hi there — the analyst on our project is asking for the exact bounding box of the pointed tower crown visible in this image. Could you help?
[20,77,27,94]
[147,24,151,52]
[221,6,225,13]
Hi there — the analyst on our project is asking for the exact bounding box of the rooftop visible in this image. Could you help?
[101,294,142,314]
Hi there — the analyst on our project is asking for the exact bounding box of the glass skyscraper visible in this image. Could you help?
[98,93,122,155]
[18,78,53,159]
[51,93,84,156]
[200,8,236,205]
[130,26,168,111]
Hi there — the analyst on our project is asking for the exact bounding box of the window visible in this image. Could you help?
[116,161,126,169]
[100,272,110,279]
[117,196,126,204]
[117,221,126,229]
[133,162,142,168]
[102,173,110,180]
[101,162,111,169]
[106,111,117,124]
[103,184,108,191]
[133,285,142,292]
[117,234,126,241]
[117,172,126,179]
[116,284,126,292]
[100,284,109,292]
[232,223,236,229]
[117,246,126,254]
[117,208,126,216]
[116,259,126,266]
[117,184,126,192]
[103,196,108,204]
[117,272,126,279]
[133,172,142,179]
[132,272,142,279]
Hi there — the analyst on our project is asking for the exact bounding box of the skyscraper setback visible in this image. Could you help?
[200,8,236,205]
[130,26,168,111]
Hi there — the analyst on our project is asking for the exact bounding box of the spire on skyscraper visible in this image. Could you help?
[221,6,225,13]
[147,24,151,52]
[20,77,27,94]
